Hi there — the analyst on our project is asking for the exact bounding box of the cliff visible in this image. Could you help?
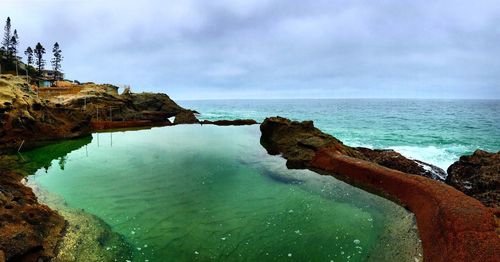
[0,75,91,154]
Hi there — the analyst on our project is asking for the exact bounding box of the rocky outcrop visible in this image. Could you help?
[260,116,500,262]
[356,147,447,180]
[0,75,92,154]
[260,116,446,178]
[62,88,185,123]
[173,110,199,124]
[446,150,499,208]
[200,119,258,126]
[0,169,66,261]
[0,137,93,261]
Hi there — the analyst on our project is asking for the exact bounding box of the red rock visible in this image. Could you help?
[260,116,500,262]
[0,171,65,261]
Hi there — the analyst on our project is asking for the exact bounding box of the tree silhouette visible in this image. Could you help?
[51,42,63,80]
[34,42,46,76]
[9,30,18,61]
[1,17,11,55]
[24,47,33,66]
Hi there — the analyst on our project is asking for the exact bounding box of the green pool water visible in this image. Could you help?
[24,125,421,261]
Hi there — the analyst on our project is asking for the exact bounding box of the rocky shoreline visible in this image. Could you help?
[260,116,499,262]
[1,74,499,261]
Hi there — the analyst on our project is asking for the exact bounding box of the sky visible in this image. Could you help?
[1,0,500,100]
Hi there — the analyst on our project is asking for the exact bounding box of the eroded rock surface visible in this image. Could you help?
[447,150,499,208]
[0,169,65,261]
[173,110,199,124]
[260,116,446,178]
[62,87,185,123]
[0,75,92,154]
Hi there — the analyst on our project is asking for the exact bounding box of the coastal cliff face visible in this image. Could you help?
[447,150,499,209]
[0,75,201,153]
[260,116,500,262]
[0,75,92,154]
[59,84,187,123]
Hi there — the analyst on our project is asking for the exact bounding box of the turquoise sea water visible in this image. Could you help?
[180,99,500,170]
[26,125,421,261]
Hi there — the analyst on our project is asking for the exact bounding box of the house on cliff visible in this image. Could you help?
[38,70,65,87]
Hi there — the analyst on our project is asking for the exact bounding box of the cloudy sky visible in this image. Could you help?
[1,0,499,99]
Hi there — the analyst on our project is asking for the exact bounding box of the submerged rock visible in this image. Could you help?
[446,150,499,208]
[30,184,134,262]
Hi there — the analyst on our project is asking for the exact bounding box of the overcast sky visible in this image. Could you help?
[1,0,500,99]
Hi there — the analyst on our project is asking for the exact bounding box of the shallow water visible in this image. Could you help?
[25,125,421,261]
[180,99,500,170]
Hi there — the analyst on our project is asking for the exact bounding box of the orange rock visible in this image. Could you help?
[311,149,500,262]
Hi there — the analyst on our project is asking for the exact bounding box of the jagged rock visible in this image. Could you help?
[260,116,363,168]
[356,147,447,180]
[174,110,199,124]
[260,116,446,177]
[446,150,500,208]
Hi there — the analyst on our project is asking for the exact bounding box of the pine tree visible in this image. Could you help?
[9,30,18,60]
[24,47,33,65]
[51,42,63,80]
[34,42,46,76]
[1,17,11,53]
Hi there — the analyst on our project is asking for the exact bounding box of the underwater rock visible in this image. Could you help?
[446,149,500,208]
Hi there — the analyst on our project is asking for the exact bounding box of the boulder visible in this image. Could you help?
[446,150,500,208]
[173,110,199,124]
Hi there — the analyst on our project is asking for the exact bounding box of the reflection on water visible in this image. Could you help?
[24,125,422,261]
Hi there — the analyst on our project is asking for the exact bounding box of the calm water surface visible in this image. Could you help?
[25,125,420,261]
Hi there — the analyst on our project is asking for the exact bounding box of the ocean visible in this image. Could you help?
[180,99,500,171]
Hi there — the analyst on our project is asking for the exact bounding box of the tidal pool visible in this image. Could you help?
[23,125,421,261]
